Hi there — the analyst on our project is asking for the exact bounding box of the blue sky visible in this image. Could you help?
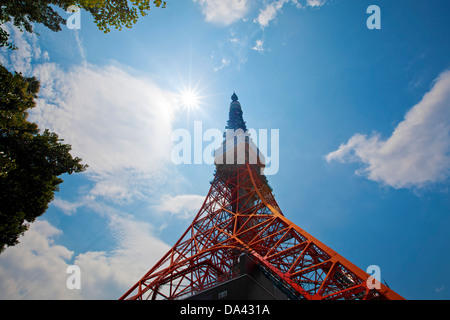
[1,0,449,300]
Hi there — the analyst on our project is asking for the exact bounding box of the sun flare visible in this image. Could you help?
[180,89,200,109]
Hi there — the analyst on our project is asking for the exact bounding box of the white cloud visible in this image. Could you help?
[194,0,250,26]
[0,215,171,299]
[29,62,176,201]
[306,0,326,7]
[252,39,265,53]
[254,0,303,28]
[326,70,450,189]
[254,0,287,28]
[0,220,79,299]
[155,194,205,219]
[74,214,171,299]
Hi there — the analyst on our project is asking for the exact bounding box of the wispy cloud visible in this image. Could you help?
[200,0,327,72]
[252,39,265,53]
[73,30,87,63]
[253,0,326,28]
[0,22,50,75]
[435,285,445,294]
[306,0,326,7]
[214,57,230,72]
[325,70,450,189]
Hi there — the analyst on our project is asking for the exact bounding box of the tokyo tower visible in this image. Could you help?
[119,93,404,300]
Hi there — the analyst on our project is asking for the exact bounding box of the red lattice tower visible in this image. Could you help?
[119,93,404,300]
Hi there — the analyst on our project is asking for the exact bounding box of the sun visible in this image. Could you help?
[174,75,211,112]
[175,85,204,111]
[180,89,200,110]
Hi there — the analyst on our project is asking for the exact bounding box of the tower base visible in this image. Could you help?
[185,254,295,300]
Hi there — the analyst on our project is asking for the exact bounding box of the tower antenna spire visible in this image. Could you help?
[226,91,247,131]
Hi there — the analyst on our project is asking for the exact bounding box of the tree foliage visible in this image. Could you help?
[0,65,87,253]
[78,0,167,33]
[0,0,166,48]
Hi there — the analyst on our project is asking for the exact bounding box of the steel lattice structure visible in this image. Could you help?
[119,94,403,300]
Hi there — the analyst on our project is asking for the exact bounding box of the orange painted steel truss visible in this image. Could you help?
[120,162,403,300]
